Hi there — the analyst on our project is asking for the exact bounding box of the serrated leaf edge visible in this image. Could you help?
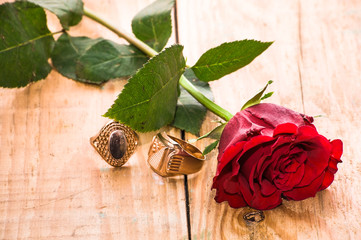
[104,44,185,132]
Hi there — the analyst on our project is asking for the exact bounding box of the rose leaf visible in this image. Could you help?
[28,0,83,29]
[260,91,274,101]
[171,69,214,136]
[0,2,54,88]
[131,0,174,52]
[51,33,148,84]
[203,140,219,156]
[195,123,226,142]
[241,80,273,110]
[192,40,273,82]
[51,33,102,81]
[104,45,186,132]
[76,40,148,83]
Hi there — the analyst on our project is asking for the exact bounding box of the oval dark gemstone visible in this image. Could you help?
[109,130,127,159]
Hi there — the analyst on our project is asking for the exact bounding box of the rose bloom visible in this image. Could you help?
[212,103,343,210]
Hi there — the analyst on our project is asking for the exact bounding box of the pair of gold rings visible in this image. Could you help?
[90,121,206,177]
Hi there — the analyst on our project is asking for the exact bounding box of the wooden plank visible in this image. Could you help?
[295,1,361,239]
[0,0,187,239]
[177,0,360,239]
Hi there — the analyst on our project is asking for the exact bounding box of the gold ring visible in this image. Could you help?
[147,132,206,177]
[90,121,138,167]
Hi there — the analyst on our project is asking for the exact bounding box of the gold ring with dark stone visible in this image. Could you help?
[147,132,206,177]
[90,121,138,167]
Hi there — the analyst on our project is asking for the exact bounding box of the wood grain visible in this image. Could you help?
[177,0,361,239]
[0,0,187,239]
[1,0,361,239]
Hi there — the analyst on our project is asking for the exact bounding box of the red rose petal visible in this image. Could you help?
[291,150,308,165]
[213,167,248,207]
[272,136,292,153]
[277,157,292,173]
[256,138,292,182]
[330,139,343,159]
[237,174,254,205]
[243,147,274,192]
[273,123,298,137]
[212,169,228,190]
[214,104,341,210]
[299,165,317,187]
[274,172,289,187]
[223,175,240,194]
[285,161,300,173]
[257,156,274,183]
[295,136,331,187]
[301,114,314,124]
[232,136,273,178]
[225,193,248,208]
[283,172,325,201]
[218,112,253,160]
[250,183,282,210]
[268,146,291,180]
[218,103,313,161]
[276,164,305,191]
[213,164,233,189]
[260,179,277,196]
[271,134,291,147]
[245,103,313,129]
[327,157,340,174]
[319,170,335,190]
[230,150,245,175]
[241,135,274,154]
[214,169,252,208]
[241,145,269,177]
[288,146,305,156]
[296,125,319,140]
[216,141,246,176]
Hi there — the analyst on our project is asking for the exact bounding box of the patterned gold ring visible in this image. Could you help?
[90,121,138,167]
[147,132,206,177]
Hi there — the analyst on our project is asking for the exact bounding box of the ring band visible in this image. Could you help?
[147,132,206,177]
[90,121,138,167]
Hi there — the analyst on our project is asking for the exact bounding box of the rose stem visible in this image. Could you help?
[83,7,233,121]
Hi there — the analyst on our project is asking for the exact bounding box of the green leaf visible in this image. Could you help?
[192,40,273,82]
[171,69,214,135]
[51,34,148,84]
[27,0,83,29]
[51,33,102,82]
[241,80,273,110]
[0,1,54,88]
[203,140,219,156]
[131,0,174,52]
[196,123,226,141]
[76,40,148,83]
[104,45,186,132]
[260,91,274,101]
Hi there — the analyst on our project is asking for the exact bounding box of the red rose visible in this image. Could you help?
[212,103,343,210]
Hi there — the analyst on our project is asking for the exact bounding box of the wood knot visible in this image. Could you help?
[243,210,265,223]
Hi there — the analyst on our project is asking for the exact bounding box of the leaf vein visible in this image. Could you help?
[150,18,159,49]
[193,57,254,70]
[81,54,147,68]
[0,31,55,54]
[114,65,183,112]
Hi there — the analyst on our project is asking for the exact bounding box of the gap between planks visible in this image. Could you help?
[174,1,192,239]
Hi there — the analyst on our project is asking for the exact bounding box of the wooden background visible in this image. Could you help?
[0,0,360,239]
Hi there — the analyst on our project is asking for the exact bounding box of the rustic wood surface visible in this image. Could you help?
[0,0,360,239]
